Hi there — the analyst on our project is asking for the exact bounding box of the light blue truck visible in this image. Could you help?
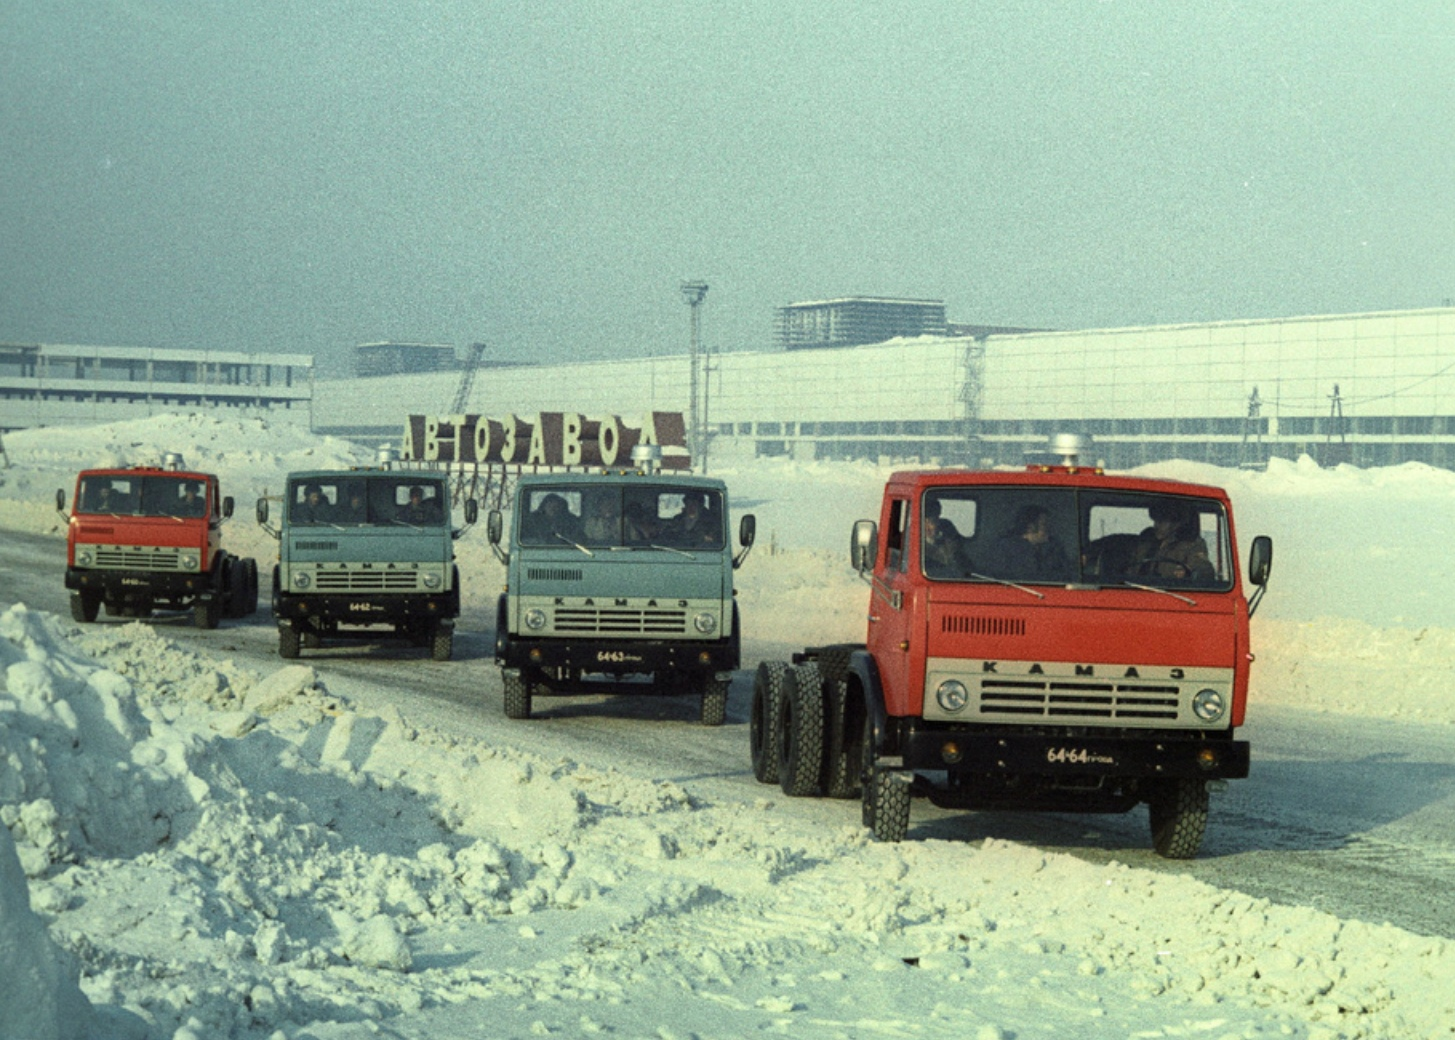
[488,470,754,724]
[258,467,476,660]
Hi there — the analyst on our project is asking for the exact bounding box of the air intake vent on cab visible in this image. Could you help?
[941,615,1026,637]
[528,567,584,582]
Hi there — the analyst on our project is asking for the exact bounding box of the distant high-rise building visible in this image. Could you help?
[353,342,458,378]
[775,297,949,351]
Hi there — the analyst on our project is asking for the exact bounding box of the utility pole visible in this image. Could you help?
[680,281,708,469]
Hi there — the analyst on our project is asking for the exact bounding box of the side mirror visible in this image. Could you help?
[732,514,757,570]
[222,496,235,519]
[738,514,756,548]
[1248,535,1272,586]
[56,488,67,513]
[487,510,503,546]
[256,497,269,525]
[851,520,878,573]
[465,499,479,526]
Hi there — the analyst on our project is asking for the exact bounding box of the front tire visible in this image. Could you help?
[700,677,728,726]
[70,591,101,623]
[1148,778,1209,859]
[194,593,221,630]
[503,670,532,719]
[860,715,910,841]
[278,623,301,659]
[430,621,454,662]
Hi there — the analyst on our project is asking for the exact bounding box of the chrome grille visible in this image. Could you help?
[94,548,184,570]
[313,571,425,592]
[977,678,1180,720]
[552,607,687,634]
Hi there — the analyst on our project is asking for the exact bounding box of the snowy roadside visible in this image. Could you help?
[4,602,1455,1040]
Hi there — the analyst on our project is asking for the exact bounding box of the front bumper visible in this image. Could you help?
[895,728,1249,781]
[497,635,738,675]
[65,566,214,601]
[273,591,459,625]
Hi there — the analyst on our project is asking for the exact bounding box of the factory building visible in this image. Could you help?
[0,342,313,431]
[311,306,1455,472]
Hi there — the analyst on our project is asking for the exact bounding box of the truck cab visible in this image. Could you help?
[59,461,257,628]
[754,443,1271,859]
[489,470,754,724]
[258,468,475,660]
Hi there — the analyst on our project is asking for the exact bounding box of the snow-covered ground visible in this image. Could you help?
[1,414,1453,1040]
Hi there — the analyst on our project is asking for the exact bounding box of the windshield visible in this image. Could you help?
[922,487,1234,591]
[77,475,209,518]
[518,484,724,549]
[286,476,447,527]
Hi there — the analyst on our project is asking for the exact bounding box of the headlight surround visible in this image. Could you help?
[524,607,547,631]
[1192,687,1226,722]
[76,549,93,566]
[936,679,970,713]
[422,573,442,589]
[292,571,312,590]
[693,611,718,635]
[180,554,200,571]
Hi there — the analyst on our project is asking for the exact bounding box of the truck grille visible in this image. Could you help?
[313,571,427,592]
[552,607,687,634]
[977,678,1180,720]
[94,548,185,570]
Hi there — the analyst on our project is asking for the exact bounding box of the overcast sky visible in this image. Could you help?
[3,1,1453,376]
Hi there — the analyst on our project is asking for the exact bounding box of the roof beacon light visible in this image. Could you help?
[631,444,662,474]
[162,452,186,471]
[1049,433,1092,468]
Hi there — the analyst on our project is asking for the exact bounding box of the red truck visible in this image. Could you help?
[752,439,1271,859]
[59,458,259,628]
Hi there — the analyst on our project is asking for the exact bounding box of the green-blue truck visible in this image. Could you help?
[258,467,476,660]
[489,469,754,724]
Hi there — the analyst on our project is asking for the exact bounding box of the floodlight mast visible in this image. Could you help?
[681,281,709,471]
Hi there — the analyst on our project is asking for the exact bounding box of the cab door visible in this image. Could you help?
[866,494,917,716]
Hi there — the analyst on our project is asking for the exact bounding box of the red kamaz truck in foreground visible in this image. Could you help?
[752,437,1271,859]
[59,456,259,629]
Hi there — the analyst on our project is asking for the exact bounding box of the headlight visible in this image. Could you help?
[292,572,312,590]
[1192,688,1226,722]
[180,554,200,571]
[524,608,547,630]
[936,679,969,713]
[693,612,717,634]
[423,573,442,589]
[76,549,93,566]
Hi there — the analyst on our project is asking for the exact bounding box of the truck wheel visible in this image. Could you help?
[70,591,101,623]
[193,593,221,630]
[243,558,260,615]
[279,624,301,659]
[503,670,532,719]
[750,661,789,784]
[431,622,454,662]
[777,663,824,797]
[700,677,728,726]
[221,558,244,619]
[860,718,910,841]
[820,677,861,799]
[1149,778,1209,859]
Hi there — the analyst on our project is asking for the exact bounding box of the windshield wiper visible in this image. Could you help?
[1117,581,1197,605]
[969,572,1045,600]
[554,532,595,556]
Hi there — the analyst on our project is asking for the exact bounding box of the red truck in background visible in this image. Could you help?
[752,436,1271,859]
[58,456,259,629]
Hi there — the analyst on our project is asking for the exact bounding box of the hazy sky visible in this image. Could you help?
[3,1,1453,376]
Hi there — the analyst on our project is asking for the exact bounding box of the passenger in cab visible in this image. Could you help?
[1134,501,1214,581]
